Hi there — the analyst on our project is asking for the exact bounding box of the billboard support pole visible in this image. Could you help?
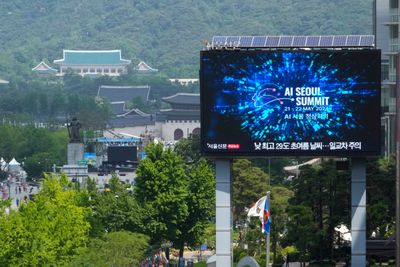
[396,53,400,267]
[215,159,232,267]
[351,158,366,267]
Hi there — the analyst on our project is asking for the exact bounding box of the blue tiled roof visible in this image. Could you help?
[54,50,131,65]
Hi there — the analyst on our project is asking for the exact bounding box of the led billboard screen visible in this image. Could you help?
[107,146,138,163]
[200,50,381,157]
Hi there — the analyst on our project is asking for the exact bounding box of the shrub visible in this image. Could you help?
[194,260,207,267]
[233,247,247,263]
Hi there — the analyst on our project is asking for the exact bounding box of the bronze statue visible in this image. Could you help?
[67,117,82,143]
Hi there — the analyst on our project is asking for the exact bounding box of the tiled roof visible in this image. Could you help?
[162,93,200,105]
[32,61,58,73]
[117,108,151,117]
[54,50,131,65]
[135,61,158,72]
[98,85,151,103]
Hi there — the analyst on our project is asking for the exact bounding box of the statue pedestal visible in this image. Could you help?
[67,143,84,165]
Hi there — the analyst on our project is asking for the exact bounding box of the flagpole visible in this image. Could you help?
[266,192,270,267]
[266,233,270,267]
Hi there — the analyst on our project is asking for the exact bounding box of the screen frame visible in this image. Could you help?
[200,49,381,158]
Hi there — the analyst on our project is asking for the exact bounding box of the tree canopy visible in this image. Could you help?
[0,0,372,79]
[68,231,149,267]
[0,124,68,179]
[232,159,270,224]
[135,142,215,257]
[0,174,90,266]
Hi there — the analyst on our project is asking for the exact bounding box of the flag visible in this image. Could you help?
[262,195,271,235]
[247,196,266,218]
[247,194,272,235]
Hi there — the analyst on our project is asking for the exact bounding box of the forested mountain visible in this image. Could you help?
[0,0,373,79]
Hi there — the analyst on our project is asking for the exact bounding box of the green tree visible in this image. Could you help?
[130,96,148,112]
[69,231,150,267]
[243,216,267,257]
[250,158,293,184]
[174,134,202,164]
[0,174,90,266]
[288,160,350,261]
[177,159,215,252]
[0,125,68,180]
[89,174,143,236]
[285,205,318,263]
[366,157,395,238]
[135,143,189,250]
[270,186,294,264]
[136,142,215,257]
[174,136,216,256]
[232,159,269,225]
[204,223,216,250]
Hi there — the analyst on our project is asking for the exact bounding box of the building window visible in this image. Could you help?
[382,63,389,81]
[174,128,184,140]
[111,68,116,73]
[390,24,399,39]
[89,68,95,72]
[192,128,200,136]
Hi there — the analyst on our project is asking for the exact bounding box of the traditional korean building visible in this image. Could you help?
[32,61,58,75]
[105,93,200,142]
[109,109,154,128]
[135,61,158,73]
[54,50,131,77]
[97,85,151,115]
[157,93,200,140]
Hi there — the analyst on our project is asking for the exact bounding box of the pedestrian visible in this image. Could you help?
[16,198,19,207]
[179,257,185,267]
[285,253,290,267]
[18,186,21,194]
[155,252,161,267]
